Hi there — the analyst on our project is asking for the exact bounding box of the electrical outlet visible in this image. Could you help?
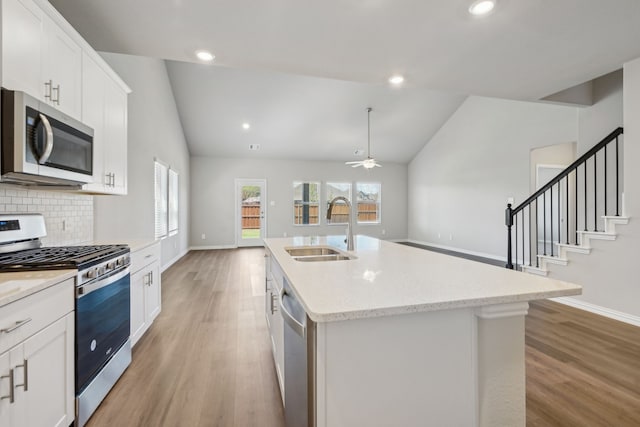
[449,234,453,241]
[201,233,206,240]
[283,232,287,237]
[381,229,386,235]
[437,233,441,239]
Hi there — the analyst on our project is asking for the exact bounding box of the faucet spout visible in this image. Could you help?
[327,196,354,251]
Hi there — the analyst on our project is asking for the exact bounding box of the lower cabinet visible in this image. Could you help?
[130,242,162,347]
[265,251,285,402]
[0,284,74,427]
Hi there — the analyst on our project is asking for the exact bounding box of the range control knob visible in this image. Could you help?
[86,268,98,279]
[106,262,116,270]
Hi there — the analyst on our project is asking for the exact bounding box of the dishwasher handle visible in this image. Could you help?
[279,289,306,338]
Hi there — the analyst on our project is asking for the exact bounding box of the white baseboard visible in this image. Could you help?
[551,296,640,327]
[161,248,190,272]
[189,244,238,251]
[406,239,506,262]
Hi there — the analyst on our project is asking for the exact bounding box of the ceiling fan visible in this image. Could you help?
[346,107,382,169]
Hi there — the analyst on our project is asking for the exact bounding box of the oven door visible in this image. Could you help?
[75,267,130,392]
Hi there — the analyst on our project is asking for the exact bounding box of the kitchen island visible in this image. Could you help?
[264,235,581,427]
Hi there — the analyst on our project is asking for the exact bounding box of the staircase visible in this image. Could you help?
[505,127,628,276]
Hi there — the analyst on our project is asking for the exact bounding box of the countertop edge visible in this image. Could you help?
[0,269,77,308]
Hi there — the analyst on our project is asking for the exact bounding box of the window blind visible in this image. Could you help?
[168,168,179,235]
[154,160,168,239]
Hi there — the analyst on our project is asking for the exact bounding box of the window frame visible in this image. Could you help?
[356,182,382,224]
[154,160,168,239]
[293,181,321,226]
[325,182,352,226]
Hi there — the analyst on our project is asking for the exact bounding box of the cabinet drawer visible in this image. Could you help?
[270,259,284,293]
[131,243,161,274]
[0,278,74,355]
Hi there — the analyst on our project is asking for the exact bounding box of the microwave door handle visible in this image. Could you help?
[37,113,54,164]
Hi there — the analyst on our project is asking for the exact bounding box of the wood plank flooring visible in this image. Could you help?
[86,248,284,427]
[87,248,640,427]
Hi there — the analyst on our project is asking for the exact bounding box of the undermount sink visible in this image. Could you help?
[295,254,354,262]
[285,246,357,262]
[285,247,340,257]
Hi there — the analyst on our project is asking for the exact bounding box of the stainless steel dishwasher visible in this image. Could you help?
[280,277,316,427]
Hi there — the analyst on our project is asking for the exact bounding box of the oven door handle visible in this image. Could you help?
[76,267,130,298]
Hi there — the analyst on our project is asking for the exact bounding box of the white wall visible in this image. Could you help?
[94,53,190,268]
[407,96,577,257]
[190,157,407,247]
[543,59,639,321]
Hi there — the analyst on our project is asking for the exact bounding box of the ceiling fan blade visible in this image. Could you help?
[345,161,362,165]
[351,163,363,168]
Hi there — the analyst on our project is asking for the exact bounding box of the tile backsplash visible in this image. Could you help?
[0,185,93,246]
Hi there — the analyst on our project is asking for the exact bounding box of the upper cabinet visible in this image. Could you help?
[2,0,81,118]
[1,0,131,195]
[81,53,128,195]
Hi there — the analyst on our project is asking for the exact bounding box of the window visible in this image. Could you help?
[293,181,320,225]
[356,183,381,224]
[168,168,179,236]
[326,182,352,225]
[154,160,168,239]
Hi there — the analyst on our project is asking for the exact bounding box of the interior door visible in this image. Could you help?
[236,179,267,247]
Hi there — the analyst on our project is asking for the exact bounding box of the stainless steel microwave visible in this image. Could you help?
[1,88,93,187]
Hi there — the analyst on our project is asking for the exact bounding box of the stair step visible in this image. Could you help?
[603,216,630,233]
[521,265,548,276]
[602,215,629,224]
[556,243,591,255]
[538,254,568,266]
[577,230,616,245]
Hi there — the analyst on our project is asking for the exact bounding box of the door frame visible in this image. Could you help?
[235,178,267,247]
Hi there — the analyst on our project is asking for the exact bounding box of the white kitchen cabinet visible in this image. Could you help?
[130,242,161,346]
[1,0,81,118]
[0,279,74,427]
[265,250,284,401]
[81,52,128,195]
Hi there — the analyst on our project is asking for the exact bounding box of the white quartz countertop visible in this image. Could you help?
[0,269,76,308]
[264,235,582,322]
[91,239,158,253]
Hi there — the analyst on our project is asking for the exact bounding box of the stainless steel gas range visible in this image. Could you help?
[0,214,131,427]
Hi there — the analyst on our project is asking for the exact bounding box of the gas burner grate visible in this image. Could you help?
[0,245,129,271]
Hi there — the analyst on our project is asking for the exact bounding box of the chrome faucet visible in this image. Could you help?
[327,196,354,250]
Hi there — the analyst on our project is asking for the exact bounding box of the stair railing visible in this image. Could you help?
[506,127,623,270]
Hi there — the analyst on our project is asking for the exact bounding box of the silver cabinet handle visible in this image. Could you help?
[0,369,15,403]
[1,318,32,334]
[37,114,54,165]
[44,80,52,100]
[14,360,28,392]
[52,84,60,105]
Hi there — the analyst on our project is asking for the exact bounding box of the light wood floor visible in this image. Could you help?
[87,249,640,427]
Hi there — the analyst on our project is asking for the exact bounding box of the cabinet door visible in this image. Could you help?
[145,262,161,322]
[19,313,74,427]
[0,350,12,426]
[43,14,81,118]
[1,0,44,98]
[130,268,146,347]
[81,52,107,192]
[103,79,128,194]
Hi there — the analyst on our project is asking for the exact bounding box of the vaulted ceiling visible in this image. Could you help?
[50,0,640,162]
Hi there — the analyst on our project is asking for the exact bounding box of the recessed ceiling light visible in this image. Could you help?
[389,75,405,85]
[242,122,251,130]
[468,0,495,16]
[195,50,215,62]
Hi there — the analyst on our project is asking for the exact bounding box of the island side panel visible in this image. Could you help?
[475,302,529,427]
[316,308,477,427]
